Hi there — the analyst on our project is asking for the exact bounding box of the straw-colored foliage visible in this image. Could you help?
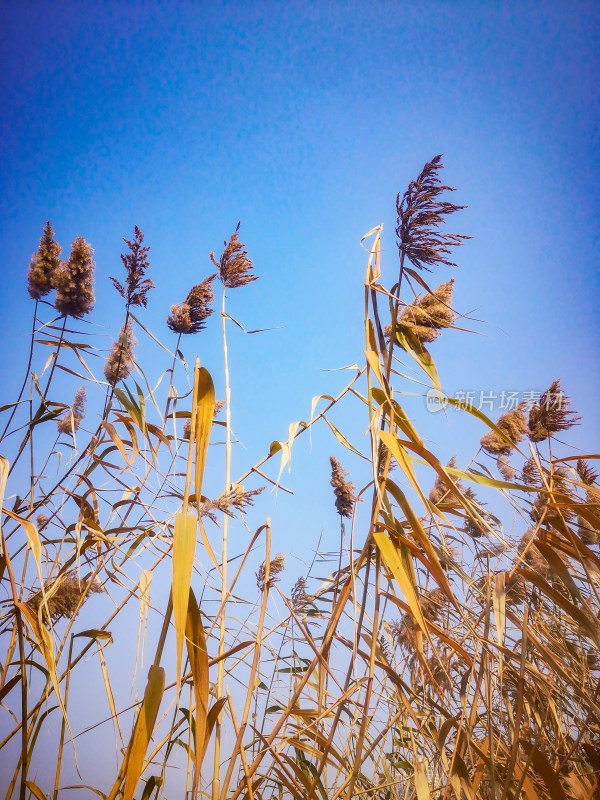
[1,157,598,800]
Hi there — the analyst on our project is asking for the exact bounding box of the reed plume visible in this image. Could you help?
[56,387,86,434]
[27,571,103,624]
[199,486,264,523]
[167,274,216,334]
[53,237,95,318]
[104,320,136,386]
[429,456,461,506]
[497,455,517,481]
[211,223,258,288]
[256,553,285,591]
[329,456,356,519]
[27,221,62,300]
[386,278,456,343]
[291,576,311,611]
[528,379,580,442]
[396,155,470,271]
[480,403,528,455]
[110,226,154,309]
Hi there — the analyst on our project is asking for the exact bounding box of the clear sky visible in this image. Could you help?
[0,0,599,790]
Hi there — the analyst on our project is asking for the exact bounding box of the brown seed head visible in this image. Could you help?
[396,155,470,272]
[291,576,311,611]
[329,456,356,519]
[53,237,95,318]
[210,223,258,288]
[497,456,518,481]
[256,553,285,591]
[387,279,456,344]
[27,571,104,624]
[167,274,216,334]
[528,379,580,442]
[104,320,136,386]
[199,486,265,523]
[110,226,154,309]
[429,457,461,506]
[577,459,598,487]
[480,403,528,456]
[56,386,86,435]
[27,221,62,300]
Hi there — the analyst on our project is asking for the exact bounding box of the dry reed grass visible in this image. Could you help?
[1,159,598,800]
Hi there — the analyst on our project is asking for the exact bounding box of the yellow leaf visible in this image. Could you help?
[3,507,43,589]
[364,349,384,388]
[374,530,428,646]
[173,513,197,695]
[414,757,430,800]
[193,367,215,503]
[121,664,165,800]
[186,588,209,795]
[101,421,131,465]
[383,478,457,608]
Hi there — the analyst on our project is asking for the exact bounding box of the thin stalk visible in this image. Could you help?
[1,530,28,800]
[53,635,74,800]
[219,520,271,800]
[0,300,38,443]
[7,311,66,479]
[213,287,231,800]
[161,332,182,433]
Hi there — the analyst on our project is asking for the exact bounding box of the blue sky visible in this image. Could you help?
[1,0,599,790]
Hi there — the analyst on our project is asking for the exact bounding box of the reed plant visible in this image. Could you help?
[1,158,598,800]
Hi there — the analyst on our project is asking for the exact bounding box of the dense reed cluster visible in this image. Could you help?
[1,158,597,800]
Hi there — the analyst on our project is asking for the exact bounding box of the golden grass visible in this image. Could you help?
[1,158,598,800]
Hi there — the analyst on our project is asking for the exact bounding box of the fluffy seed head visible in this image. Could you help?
[429,457,461,507]
[199,486,264,523]
[498,456,518,481]
[27,571,104,624]
[528,379,580,442]
[256,553,285,591]
[386,279,456,344]
[53,237,95,318]
[396,155,470,272]
[480,403,528,456]
[27,221,62,300]
[577,459,599,487]
[167,274,216,334]
[104,320,136,386]
[210,223,258,288]
[291,576,311,611]
[56,387,86,435]
[330,457,356,519]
